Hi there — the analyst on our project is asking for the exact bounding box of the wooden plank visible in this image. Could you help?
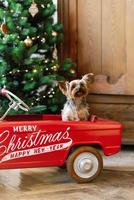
[89,74,126,95]
[77,0,101,75]
[1,168,134,199]
[89,102,134,144]
[58,0,69,61]
[68,0,77,64]
[58,0,78,65]
[126,0,134,94]
[88,94,134,104]
[90,103,134,122]
[123,130,134,145]
[102,0,126,83]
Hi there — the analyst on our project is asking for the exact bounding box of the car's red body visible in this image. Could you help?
[0,114,122,170]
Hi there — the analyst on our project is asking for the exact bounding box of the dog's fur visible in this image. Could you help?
[59,73,94,121]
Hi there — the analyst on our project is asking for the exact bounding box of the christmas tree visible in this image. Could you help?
[0,0,75,114]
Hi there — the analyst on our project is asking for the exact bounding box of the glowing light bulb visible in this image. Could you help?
[44,59,48,63]
[41,4,45,8]
[33,69,37,73]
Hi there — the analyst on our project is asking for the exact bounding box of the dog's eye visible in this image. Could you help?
[80,83,84,87]
[71,84,76,89]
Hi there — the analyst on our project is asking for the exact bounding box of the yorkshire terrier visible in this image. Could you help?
[59,73,94,121]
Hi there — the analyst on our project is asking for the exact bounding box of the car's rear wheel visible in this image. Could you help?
[67,146,103,183]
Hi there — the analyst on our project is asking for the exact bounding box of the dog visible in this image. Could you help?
[59,73,94,121]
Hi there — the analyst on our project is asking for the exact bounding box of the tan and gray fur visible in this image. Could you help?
[59,73,94,121]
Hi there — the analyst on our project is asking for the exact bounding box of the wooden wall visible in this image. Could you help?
[58,0,134,144]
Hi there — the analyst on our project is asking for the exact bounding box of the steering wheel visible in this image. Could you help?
[0,88,30,120]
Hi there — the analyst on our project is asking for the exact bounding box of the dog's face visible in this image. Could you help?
[59,73,94,99]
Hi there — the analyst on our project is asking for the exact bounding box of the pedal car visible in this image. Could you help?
[0,89,122,183]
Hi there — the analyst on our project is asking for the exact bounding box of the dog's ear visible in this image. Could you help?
[58,81,69,96]
[82,73,94,83]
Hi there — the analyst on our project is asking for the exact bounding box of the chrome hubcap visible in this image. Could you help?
[73,152,99,179]
[78,158,93,173]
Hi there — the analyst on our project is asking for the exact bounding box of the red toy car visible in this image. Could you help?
[0,89,122,183]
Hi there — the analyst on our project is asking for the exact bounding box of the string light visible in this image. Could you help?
[52,31,57,37]
[16,26,21,30]
[41,38,46,43]
[47,4,51,7]
[2,69,32,78]
[49,95,53,98]
[44,59,49,63]
[21,17,26,20]
[33,69,37,73]
[51,65,59,72]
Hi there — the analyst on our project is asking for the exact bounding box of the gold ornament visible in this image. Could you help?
[70,69,76,74]
[29,0,39,17]
[24,37,33,47]
[52,31,57,37]
[1,23,9,34]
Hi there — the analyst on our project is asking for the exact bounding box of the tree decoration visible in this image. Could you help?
[29,0,39,17]
[70,68,76,74]
[0,18,9,34]
[0,0,75,114]
[41,37,46,43]
[24,36,33,47]
[52,47,57,59]
[52,31,57,37]
[52,65,59,72]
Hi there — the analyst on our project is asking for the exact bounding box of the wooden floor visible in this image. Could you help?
[0,149,134,200]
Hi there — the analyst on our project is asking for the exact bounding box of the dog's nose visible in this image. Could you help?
[76,88,80,92]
